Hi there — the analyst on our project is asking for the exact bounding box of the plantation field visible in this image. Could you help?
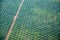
[0,0,60,40]
[0,0,22,40]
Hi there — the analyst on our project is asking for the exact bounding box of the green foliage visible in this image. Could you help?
[0,0,60,40]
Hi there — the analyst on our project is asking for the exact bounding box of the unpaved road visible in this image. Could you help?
[5,0,24,40]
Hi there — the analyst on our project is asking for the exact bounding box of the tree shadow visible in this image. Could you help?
[0,0,4,4]
[0,35,4,40]
[57,32,60,40]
